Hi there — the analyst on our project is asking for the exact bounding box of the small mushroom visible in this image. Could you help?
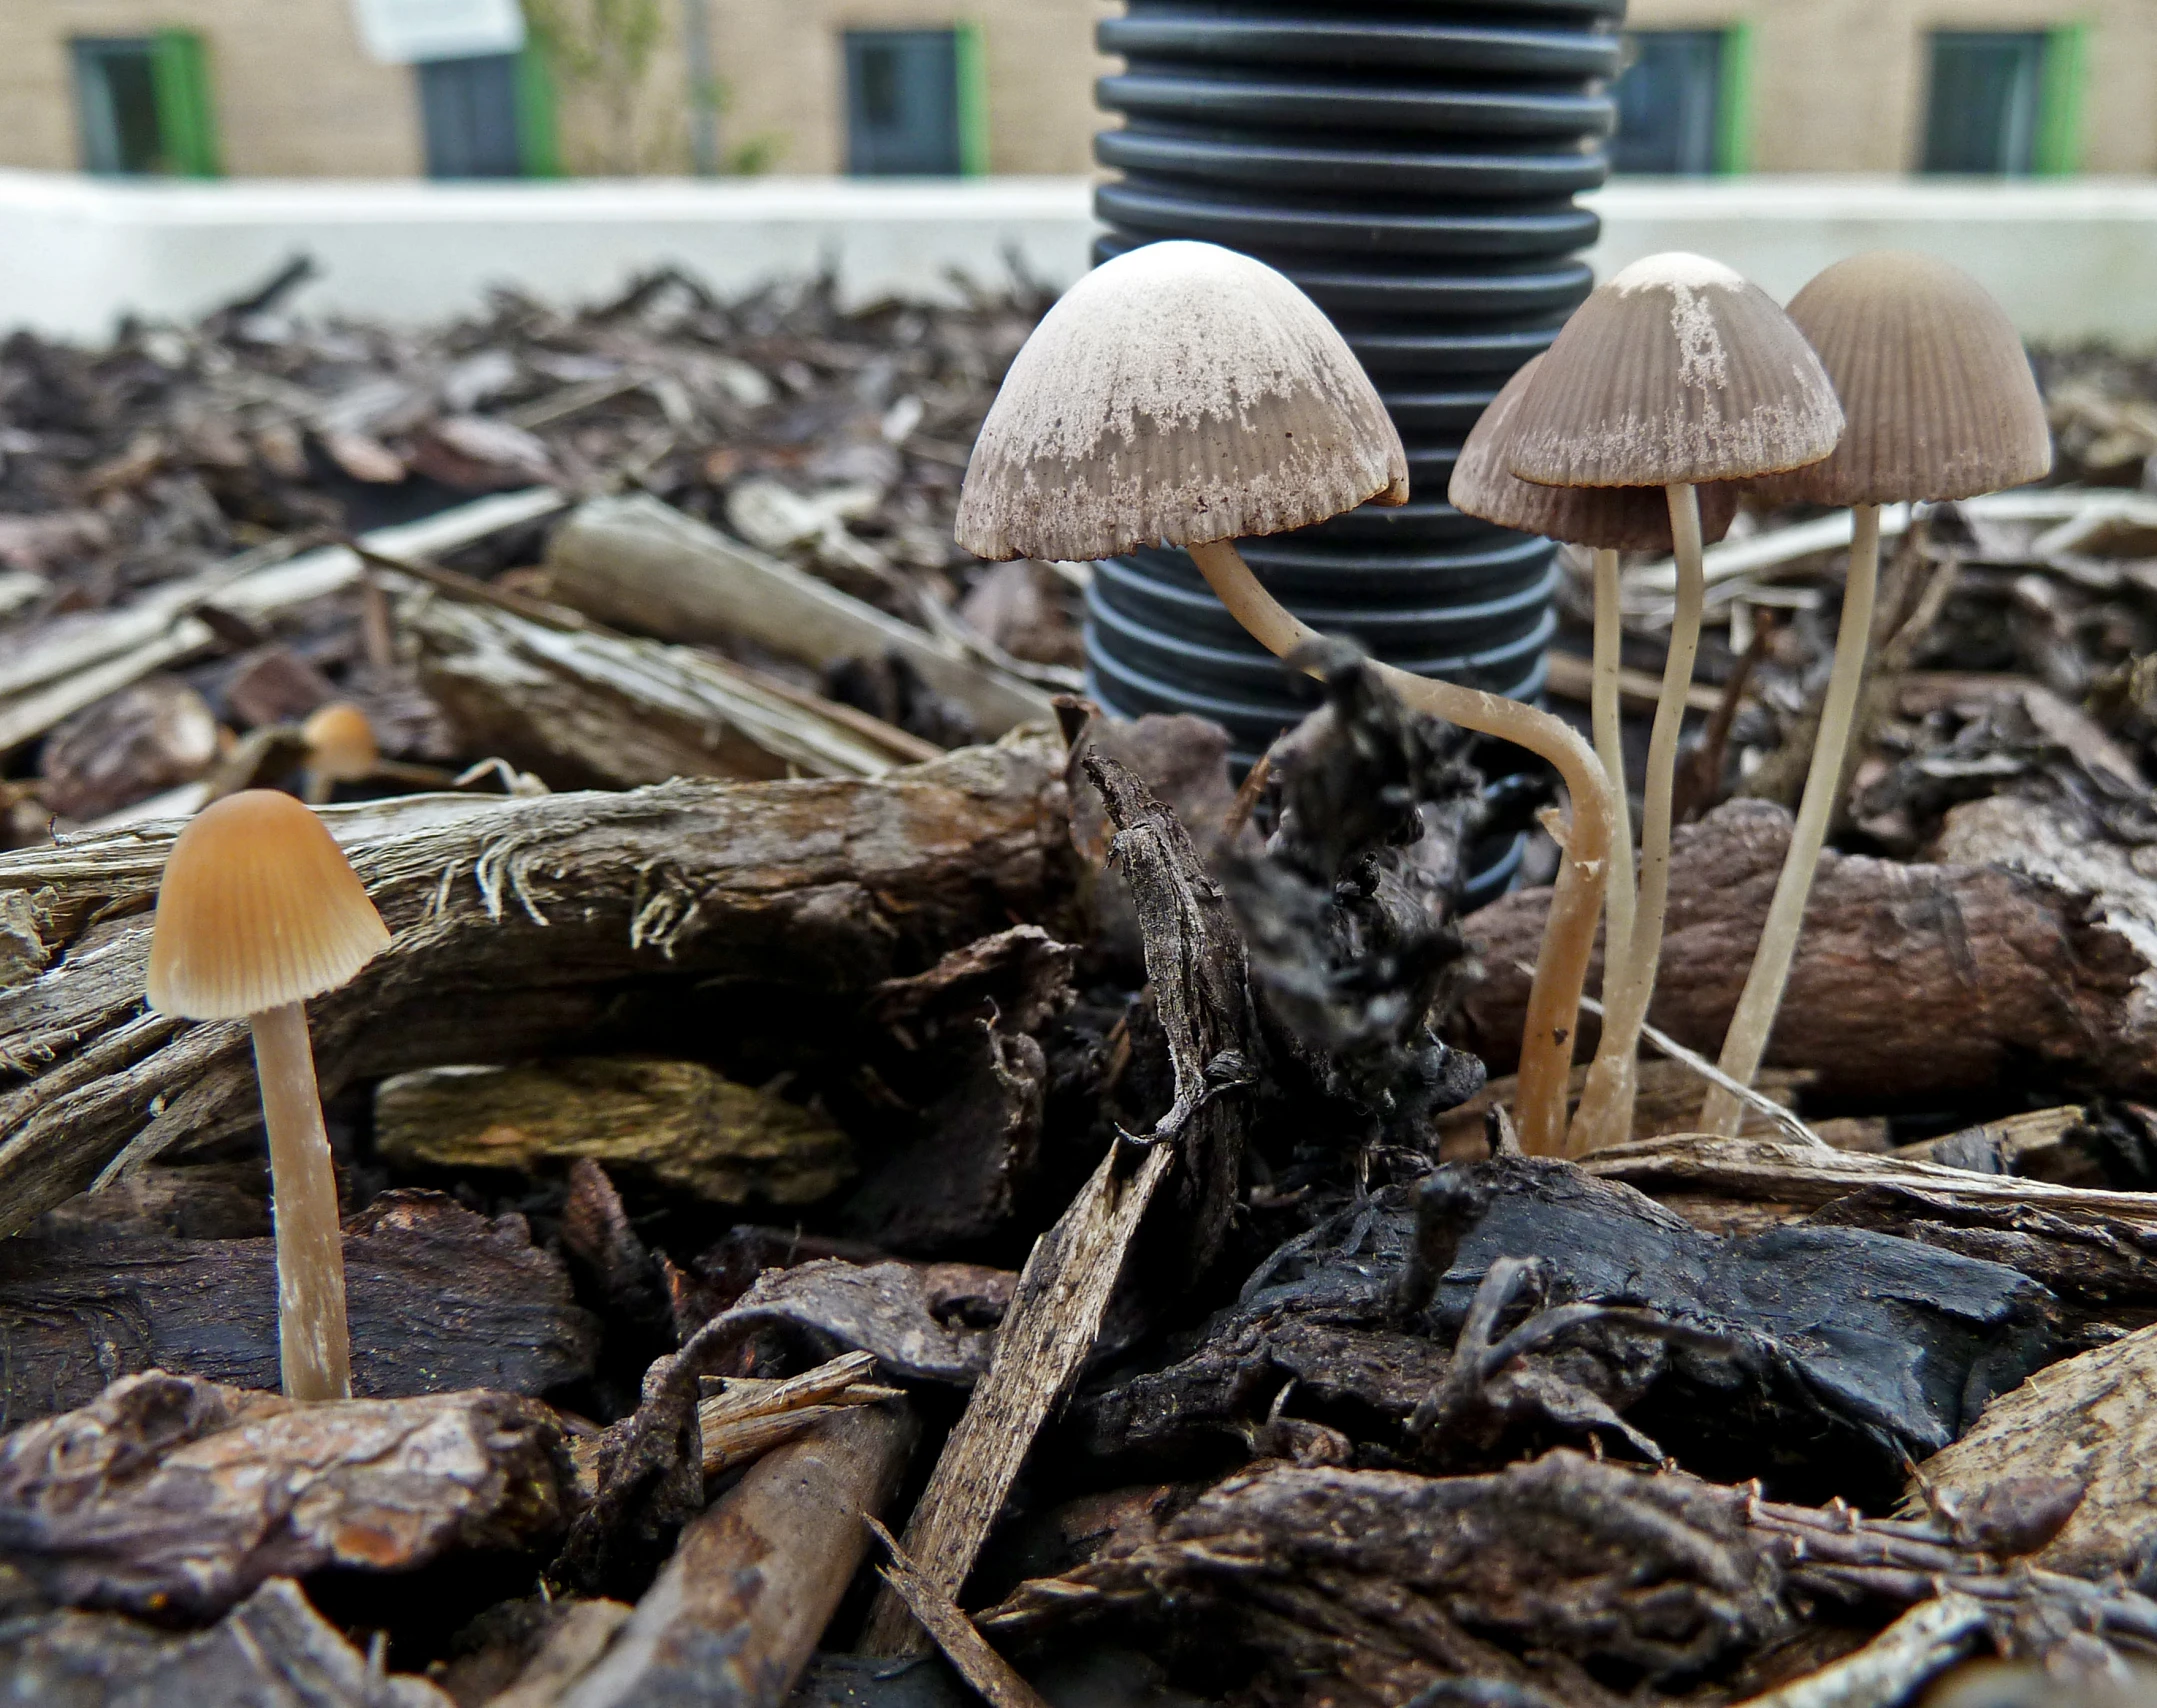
[299,701,379,805]
[1698,251,2050,1134]
[146,789,391,1400]
[957,239,1617,1155]
[1451,355,1740,1029]
[1503,253,1842,1155]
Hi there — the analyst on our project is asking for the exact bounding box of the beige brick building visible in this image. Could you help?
[0,0,2152,181]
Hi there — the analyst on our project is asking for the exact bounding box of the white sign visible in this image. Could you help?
[351,0,526,65]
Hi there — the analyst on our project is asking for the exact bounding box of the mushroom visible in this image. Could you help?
[1450,355,1739,1050]
[1502,253,1843,1155]
[956,239,1616,1155]
[1698,250,2050,1134]
[146,789,391,1400]
[299,701,379,805]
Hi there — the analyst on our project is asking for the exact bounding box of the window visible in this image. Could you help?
[418,53,523,177]
[72,33,219,176]
[844,28,986,176]
[1923,33,2045,173]
[1923,30,2086,175]
[1612,30,1736,175]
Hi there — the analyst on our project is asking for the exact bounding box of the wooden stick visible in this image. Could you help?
[866,1517,1053,1708]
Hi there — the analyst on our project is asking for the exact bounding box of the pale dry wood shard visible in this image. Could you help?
[0,732,1069,1234]
[1462,796,2157,1102]
[554,1404,917,1708]
[860,748,1257,1656]
[867,1516,1054,1708]
[406,589,925,786]
[544,494,1057,738]
[376,1056,855,1207]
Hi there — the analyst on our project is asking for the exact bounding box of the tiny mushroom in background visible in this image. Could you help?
[1698,250,2051,1134]
[1503,253,1843,1156]
[956,238,1617,1156]
[299,701,379,805]
[146,789,391,1401]
[1451,354,1740,1032]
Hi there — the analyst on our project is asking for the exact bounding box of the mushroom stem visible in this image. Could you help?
[1566,484,1705,1156]
[1589,546,1637,973]
[1188,537,1613,1156]
[250,1000,352,1402]
[1700,501,1882,1133]
[300,771,333,807]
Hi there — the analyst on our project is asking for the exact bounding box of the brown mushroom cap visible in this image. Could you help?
[1452,356,1741,551]
[301,702,378,785]
[1748,251,2052,506]
[147,789,391,1020]
[1505,252,1844,489]
[955,239,1408,563]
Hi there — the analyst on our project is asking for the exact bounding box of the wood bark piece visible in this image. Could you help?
[0,1369,568,1618]
[555,1404,917,1708]
[376,1057,855,1207]
[1730,1596,1989,1708]
[859,752,1256,1656]
[700,1351,902,1484]
[406,591,924,786]
[0,1577,453,1707]
[0,731,1069,1235]
[0,489,563,754]
[867,1517,1054,1708]
[1913,1320,2157,1581]
[1460,797,2157,1102]
[0,1191,598,1423]
[544,495,1056,737]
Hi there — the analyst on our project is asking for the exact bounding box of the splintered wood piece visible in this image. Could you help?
[0,731,1067,1234]
[0,1370,567,1618]
[699,1350,903,1484]
[1462,795,2157,1103]
[407,590,925,786]
[545,495,1057,738]
[860,751,1254,1655]
[375,1057,855,1208]
[554,1404,916,1708]
[1913,1320,2157,1581]
[867,1517,1053,1708]
[0,1190,597,1421]
[1729,1595,1987,1708]
[0,1577,453,1708]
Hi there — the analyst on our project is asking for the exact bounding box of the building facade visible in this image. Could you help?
[0,0,2153,182]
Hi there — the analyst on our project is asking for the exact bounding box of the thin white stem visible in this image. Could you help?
[1187,538,1613,1157]
[1567,485,1705,1157]
[251,1001,352,1402]
[1589,546,1637,974]
[1701,502,1882,1133]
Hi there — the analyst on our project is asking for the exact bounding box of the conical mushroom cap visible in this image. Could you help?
[956,240,1408,563]
[1505,252,1843,489]
[1749,251,2052,506]
[1452,356,1741,551]
[147,789,391,1020]
[301,702,378,785]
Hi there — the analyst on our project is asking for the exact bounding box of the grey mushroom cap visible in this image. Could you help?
[955,240,1408,564]
[1452,356,1741,552]
[1505,252,1844,489]
[1749,250,2053,507]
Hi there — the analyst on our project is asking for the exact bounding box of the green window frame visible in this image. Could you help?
[1713,22,1754,175]
[514,44,561,177]
[2035,22,2090,175]
[955,20,989,177]
[151,30,221,176]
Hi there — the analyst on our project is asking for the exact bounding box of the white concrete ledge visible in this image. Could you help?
[3,169,2156,346]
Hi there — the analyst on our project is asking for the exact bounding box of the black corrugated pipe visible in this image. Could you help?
[1087,0,1624,904]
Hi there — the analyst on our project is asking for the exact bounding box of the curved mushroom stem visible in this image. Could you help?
[1700,501,1882,1133]
[1188,538,1613,1156]
[1589,546,1637,976]
[1566,484,1704,1156]
[250,1001,352,1401]
[300,769,333,807]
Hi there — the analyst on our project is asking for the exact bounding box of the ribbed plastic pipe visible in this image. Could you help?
[1088,0,1623,902]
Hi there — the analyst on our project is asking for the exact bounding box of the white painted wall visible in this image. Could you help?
[4,169,2157,346]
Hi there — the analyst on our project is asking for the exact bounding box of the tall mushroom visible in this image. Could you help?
[1698,250,2050,1133]
[956,239,1615,1155]
[146,789,391,1400]
[1502,253,1843,1155]
[1451,355,1739,1042]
